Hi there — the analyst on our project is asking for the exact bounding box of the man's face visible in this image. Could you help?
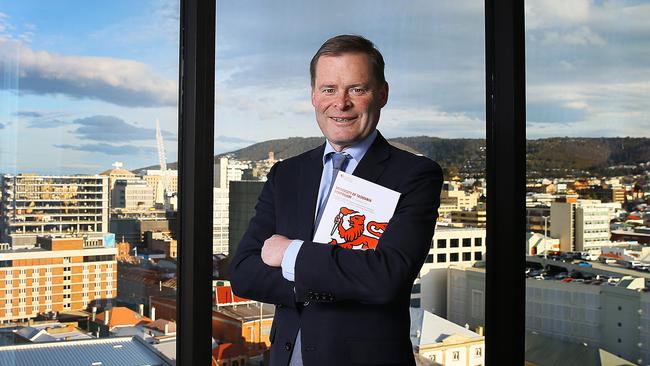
[311,53,388,151]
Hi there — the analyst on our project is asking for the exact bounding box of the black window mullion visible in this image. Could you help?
[485,0,526,364]
[177,0,215,365]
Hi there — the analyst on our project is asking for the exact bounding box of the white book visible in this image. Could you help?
[313,171,401,250]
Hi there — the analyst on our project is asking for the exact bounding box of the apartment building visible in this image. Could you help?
[0,174,109,247]
[0,236,117,323]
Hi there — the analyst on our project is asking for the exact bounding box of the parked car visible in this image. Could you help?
[577,261,592,267]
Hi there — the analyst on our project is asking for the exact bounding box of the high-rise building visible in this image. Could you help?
[0,174,109,247]
[214,157,248,190]
[0,236,117,323]
[213,187,229,255]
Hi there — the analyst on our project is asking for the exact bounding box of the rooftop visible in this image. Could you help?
[0,336,173,366]
[410,308,482,349]
[95,307,151,329]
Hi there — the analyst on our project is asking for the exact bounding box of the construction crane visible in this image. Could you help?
[155,119,170,209]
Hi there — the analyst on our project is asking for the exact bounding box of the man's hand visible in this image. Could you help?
[261,234,291,267]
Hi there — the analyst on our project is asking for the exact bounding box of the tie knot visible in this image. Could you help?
[330,152,349,170]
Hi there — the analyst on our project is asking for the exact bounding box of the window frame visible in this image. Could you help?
[178,0,526,364]
[484,0,525,364]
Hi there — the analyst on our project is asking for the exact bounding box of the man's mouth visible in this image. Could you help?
[330,117,356,122]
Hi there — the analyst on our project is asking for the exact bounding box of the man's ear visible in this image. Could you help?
[379,82,389,108]
[311,87,317,107]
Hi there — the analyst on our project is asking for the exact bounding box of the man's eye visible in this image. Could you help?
[351,88,366,94]
[322,88,335,94]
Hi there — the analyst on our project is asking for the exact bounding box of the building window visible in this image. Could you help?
[63,257,71,264]
[410,298,421,308]
[463,252,471,261]
[475,347,483,357]
[463,238,471,247]
[453,351,460,361]
[437,239,447,248]
[437,253,446,263]
[475,237,483,246]
[425,254,434,263]
[412,283,421,294]
[474,252,483,261]
[450,239,459,247]
[450,253,459,262]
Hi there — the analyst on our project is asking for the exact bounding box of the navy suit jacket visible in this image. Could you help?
[230,132,443,366]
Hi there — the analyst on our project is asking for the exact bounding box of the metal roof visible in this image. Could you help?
[0,336,173,366]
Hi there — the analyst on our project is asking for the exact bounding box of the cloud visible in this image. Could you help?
[70,115,174,142]
[67,116,174,142]
[0,122,5,129]
[541,26,606,46]
[380,106,485,138]
[55,143,156,156]
[16,111,43,118]
[215,135,256,144]
[0,39,177,107]
[27,119,67,129]
[525,0,592,29]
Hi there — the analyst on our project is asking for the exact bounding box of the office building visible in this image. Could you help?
[111,179,155,211]
[448,266,650,364]
[109,211,175,246]
[142,169,178,206]
[213,187,229,255]
[439,182,480,215]
[228,181,264,256]
[0,236,117,323]
[449,210,486,228]
[551,200,610,252]
[415,227,486,318]
[0,174,109,247]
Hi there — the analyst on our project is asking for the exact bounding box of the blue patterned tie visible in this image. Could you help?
[314,152,349,231]
[290,152,349,366]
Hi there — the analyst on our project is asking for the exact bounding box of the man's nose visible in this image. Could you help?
[334,92,351,109]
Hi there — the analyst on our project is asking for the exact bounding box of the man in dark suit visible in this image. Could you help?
[230,35,442,366]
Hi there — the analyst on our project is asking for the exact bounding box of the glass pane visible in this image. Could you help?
[214,1,486,364]
[0,1,179,363]
[525,1,650,364]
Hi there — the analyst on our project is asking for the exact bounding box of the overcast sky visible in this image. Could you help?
[1,0,649,175]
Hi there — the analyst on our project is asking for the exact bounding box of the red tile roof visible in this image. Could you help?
[95,307,151,329]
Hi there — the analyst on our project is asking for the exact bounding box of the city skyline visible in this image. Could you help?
[0,0,649,176]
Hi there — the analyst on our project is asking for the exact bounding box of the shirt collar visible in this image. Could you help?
[322,129,378,166]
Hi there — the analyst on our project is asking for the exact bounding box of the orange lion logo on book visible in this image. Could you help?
[328,207,388,250]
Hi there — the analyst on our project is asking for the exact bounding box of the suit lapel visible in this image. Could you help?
[296,143,325,240]
[352,131,390,183]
